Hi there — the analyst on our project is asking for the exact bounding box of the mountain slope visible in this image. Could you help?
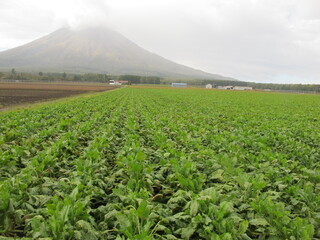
[0,27,235,80]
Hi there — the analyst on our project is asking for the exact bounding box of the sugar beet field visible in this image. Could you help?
[0,87,319,240]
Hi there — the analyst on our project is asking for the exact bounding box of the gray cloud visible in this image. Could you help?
[0,0,319,83]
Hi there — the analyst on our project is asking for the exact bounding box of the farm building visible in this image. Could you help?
[205,84,213,89]
[109,80,120,85]
[223,86,234,90]
[172,83,187,88]
[234,86,253,91]
[216,86,252,90]
[109,80,129,85]
[117,80,129,85]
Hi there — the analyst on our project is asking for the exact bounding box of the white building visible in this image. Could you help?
[205,84,213,89]
[109,80,121,85]
[234,86,253,91]
[172,83,187,88]
[216,86,253,90]
[223,86,234,90]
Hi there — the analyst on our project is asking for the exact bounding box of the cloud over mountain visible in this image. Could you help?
[0,27,234,80]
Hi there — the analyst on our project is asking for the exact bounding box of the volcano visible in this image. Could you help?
[0,27,234,80]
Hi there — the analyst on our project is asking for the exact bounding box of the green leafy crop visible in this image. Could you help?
[0,88,319,239]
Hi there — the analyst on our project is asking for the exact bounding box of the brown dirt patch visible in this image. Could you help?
[0,82,116,109]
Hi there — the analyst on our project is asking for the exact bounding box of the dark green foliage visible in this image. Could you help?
[0,88,319,239]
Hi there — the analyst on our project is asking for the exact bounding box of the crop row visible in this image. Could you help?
[0,88,319,239]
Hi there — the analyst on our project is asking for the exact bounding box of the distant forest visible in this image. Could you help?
[180,79,320,93]
[0,70,319,93]
[0,70,161,85]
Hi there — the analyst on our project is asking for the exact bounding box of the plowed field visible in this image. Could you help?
[0,82,115,109]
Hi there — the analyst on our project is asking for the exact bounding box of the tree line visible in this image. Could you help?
[0,70,162,84]
[0,69,319,93]
[167,79,320,93]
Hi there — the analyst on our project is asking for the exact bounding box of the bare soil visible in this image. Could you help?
[0,82,116,109]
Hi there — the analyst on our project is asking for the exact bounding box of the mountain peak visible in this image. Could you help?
[0,27,235,80]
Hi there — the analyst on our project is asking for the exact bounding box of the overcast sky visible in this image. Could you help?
[0,0,320,84]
